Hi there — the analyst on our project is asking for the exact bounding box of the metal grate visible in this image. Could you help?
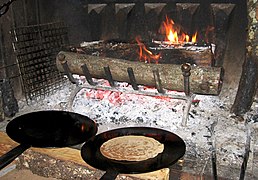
[11,22,69,102]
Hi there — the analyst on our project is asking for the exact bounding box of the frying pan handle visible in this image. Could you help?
[100,169,119,180]
[0,144,31,170]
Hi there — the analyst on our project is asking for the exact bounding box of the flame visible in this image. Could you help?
[159,16,197,44]
[136,36,160,64]
[191,31,197,43]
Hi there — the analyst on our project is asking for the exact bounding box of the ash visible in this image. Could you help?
[15,80,258,179]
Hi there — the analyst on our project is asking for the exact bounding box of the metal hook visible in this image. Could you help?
[127,67,139,90]
[57,53,77,84]
[104,66,115,87]
[81,64,97,86]
[153,68,165,94]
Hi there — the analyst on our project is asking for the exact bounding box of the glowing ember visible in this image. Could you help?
[135,36,161,64]
[159,16,197,44]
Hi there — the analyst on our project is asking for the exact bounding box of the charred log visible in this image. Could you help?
[231,53,258,115]
[56,51,222,95]
[79,42,214,66]
[231,0,258,115]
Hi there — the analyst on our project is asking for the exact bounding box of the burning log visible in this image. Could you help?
[80,40,214,66]
[56,51,222,95]
[150,45,214,66]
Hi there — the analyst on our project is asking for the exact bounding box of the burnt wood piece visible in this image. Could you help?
[80,42,214,66]
[56,51,222,95]
[151,46,214,66]
[231,0,258,115]
[231,53,258,115]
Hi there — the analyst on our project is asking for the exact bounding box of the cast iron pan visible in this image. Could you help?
[81,127,186,179]
[0,110,97,170]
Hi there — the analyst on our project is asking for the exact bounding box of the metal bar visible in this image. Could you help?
[207,121,218,180]
[181,94,195,126]
[81,64,97,86]
[35,0,40,25]
[127,67,139,90]
[62,62,77,84]
[22,0,28,26]
[181,63,191,96]
[212,148,218,180]
[79,81,189,100]
[57,53,77,84]
[67,78,195,125]
[239,122,251,180]
[153,68,165,94]
[104,66,115,87]
[0,63,18,69]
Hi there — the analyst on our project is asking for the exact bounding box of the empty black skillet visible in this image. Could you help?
[0,110,98,170]
[81,127,186,180]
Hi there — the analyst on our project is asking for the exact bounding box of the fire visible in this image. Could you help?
[135,16,199,64]
[135,36,161,64]
[159,16,197,44]
[191,32,197,43]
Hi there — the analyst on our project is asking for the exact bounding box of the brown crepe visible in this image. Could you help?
[100,135,164,161]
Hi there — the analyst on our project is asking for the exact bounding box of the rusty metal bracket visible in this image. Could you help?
[153,68,165,94]
[127,67,139,90]
[81,64,97,86]
[63,61,195,126]
[104,66,115,87]
[57,53,77,85]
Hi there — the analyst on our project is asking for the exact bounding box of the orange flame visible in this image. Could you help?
[191,31,197,43]
[136,36,160,64]
[159,16,197,44]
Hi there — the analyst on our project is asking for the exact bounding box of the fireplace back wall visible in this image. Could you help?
[0,0,248,107]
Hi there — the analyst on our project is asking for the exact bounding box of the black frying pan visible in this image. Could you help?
[0,110,97,170]
[81,127,186,179]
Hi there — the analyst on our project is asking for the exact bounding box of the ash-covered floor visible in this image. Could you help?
[1,169,60,180]
[0,80,257,179]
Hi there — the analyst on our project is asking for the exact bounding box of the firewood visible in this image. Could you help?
[79,42,214,66]
[56,51,222,95]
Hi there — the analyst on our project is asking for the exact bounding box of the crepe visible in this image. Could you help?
[100,135,164,161]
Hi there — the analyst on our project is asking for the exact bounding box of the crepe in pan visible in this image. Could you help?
[100,135,164,161]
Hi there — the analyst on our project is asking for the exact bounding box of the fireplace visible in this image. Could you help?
[0,0,258,179]
[0,0,256,112]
